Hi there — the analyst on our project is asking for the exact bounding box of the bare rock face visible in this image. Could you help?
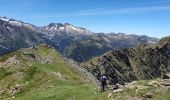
[0,19,45,56]
[66,59,99,85]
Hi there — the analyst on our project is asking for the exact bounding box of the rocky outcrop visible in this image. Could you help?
[107,78,170,100]
[66,59,99,85]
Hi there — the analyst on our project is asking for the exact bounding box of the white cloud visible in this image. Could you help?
[16,4,170,20]
[68,5,170,16]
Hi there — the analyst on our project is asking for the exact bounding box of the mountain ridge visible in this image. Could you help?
[0,16,159,38]
[0,16,159,62]
[0,19,45,56]
[85,36,170,84]
[0,44,108,100]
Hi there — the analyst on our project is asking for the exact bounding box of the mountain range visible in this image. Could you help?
[0,17,158,62]
[1,16,170,100]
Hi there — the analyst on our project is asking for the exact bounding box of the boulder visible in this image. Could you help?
[144,92,153,98]
[108,93,112,98]
[116,83,123,88]
[113,88,124,93]
[124,81,137,89]
[162,74,170,79]
[148,80,158,86]
[112,85,118,90]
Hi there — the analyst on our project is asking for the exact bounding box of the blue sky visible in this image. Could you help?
[0,0,170,38]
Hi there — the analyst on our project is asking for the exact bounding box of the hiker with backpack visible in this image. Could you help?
[100,74,108,92]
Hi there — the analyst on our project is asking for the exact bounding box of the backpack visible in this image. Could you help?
[101,75,107,82]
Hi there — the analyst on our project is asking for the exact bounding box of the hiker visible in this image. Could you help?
[100,74,108,92]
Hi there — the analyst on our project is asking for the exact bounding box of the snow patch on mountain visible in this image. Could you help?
[0,17,9,21]
[41,23,93,36]
[9,21,22,26]
[0,17,37,31]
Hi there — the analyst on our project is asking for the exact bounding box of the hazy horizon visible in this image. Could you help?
[0,0,170,38]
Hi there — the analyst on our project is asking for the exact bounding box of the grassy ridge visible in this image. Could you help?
[0,44,108,100]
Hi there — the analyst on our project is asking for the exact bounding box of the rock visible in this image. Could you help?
[8,84,23,95]
[23,52,36,60]
[1,55,20,68]
[45,54,53,64]
[144,92,153,98]
[0,90,4,95]
[162,83,170,86]
[113,88,124,93]
[108,93,112,98]
[112,85,118,90]
[148,80,158,86]
[116,83,123,88]
[135,85,148,93]
[124,82,128,85]
[125,81,137,89]
[162,74,170,79]
[11,96,15,99]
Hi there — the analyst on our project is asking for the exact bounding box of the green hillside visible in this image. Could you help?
[0,44,108,100]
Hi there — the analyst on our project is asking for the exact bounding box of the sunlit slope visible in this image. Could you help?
[0,44,107,100]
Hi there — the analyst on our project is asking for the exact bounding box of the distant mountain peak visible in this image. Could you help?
[0,16,10,21]
[64,23,72,26]
[48,23,64,27]
[0,16,37,31]
[43,22,93,35]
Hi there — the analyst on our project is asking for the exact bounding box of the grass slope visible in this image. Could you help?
[0,44,108,100]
